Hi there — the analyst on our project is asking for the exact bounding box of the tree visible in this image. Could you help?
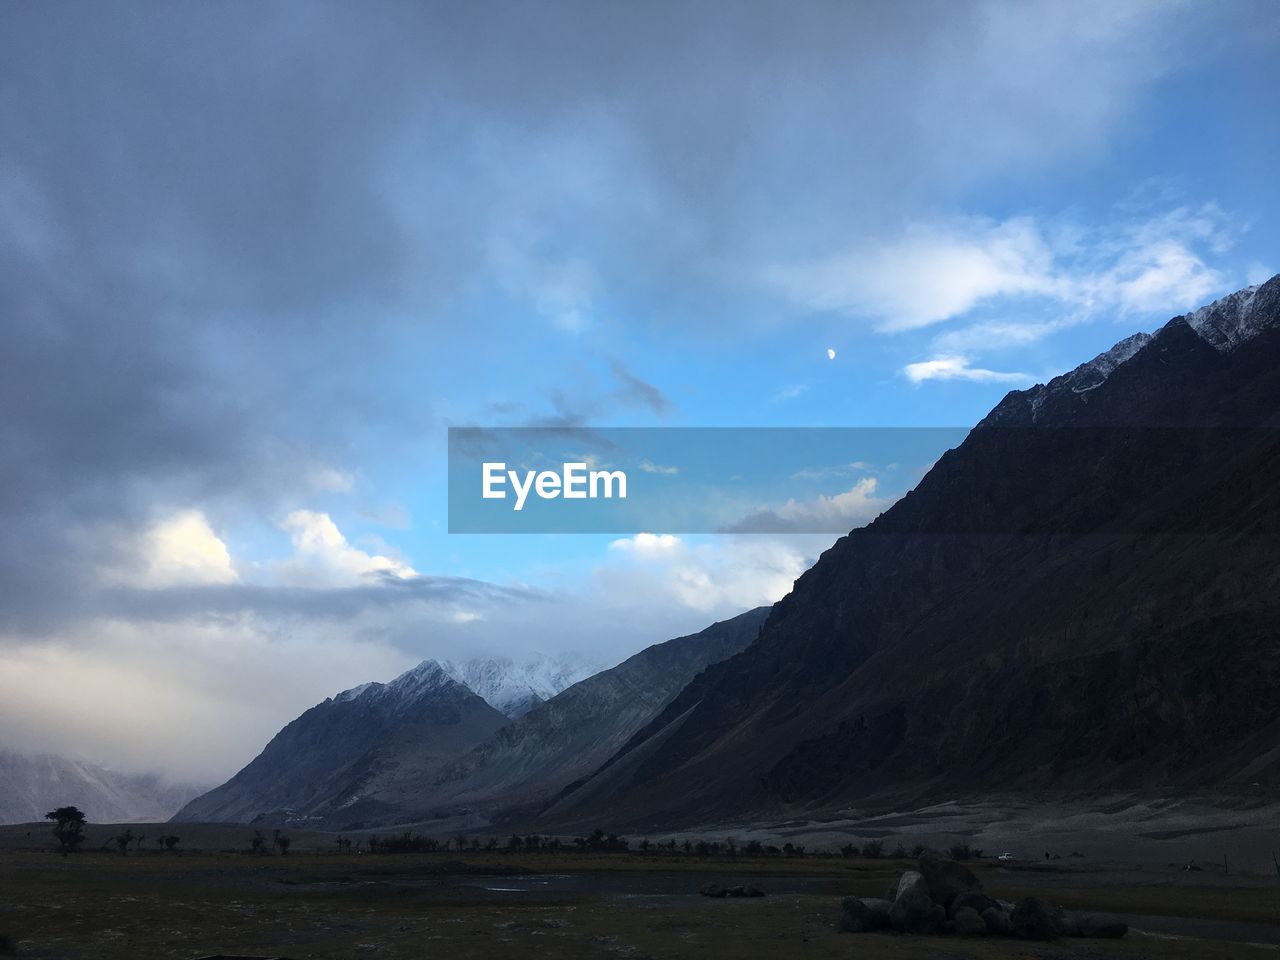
[114,829,135,855]
[251,830,268,855]
[45,806,87,856]
[162,835,180,851]
[274,832,291,855]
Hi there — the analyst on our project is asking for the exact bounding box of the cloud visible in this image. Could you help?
[767,205,1236,332]
[772,383,810,402]
[131,511,239,589]
[609,532,683,555]
[722,477,891,534]
[602,533,822,614]
[903,356,1035,385]
[767,217,1055,330]
[275,511,417,587]
[638,459,679,475]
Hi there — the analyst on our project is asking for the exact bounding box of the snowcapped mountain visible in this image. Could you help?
[0,751,206,824]
[438,653,597,719]
[988,278,1280,426]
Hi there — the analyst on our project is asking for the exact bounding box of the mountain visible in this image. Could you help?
[325,608,769,828]
[545,277,1280,830]
[0,751,206,824]
[438,654,597,719]
[173,661,508,824]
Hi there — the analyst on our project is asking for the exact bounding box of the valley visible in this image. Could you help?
[2,835,1277,959]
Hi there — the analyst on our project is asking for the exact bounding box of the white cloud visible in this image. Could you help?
[276,510,417,587]
[131,510,239,589]
[722,477,891,534]
[609,532,683,555]
[603,532,820,614]
[767,205,1237,333]
[767,217,1055,330]
[903,356,1035,385]
[638,458,679,475]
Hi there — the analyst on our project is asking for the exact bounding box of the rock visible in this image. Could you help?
[1056,915,1081,937]
[1078,916,1128,939]
[837,896,891,933]
[952,907,987,936]
[699,882,727,898]
[918,855,982,907]
[981,906,1011,936]
[1010,897,1060,941]
[890,874,945,935]
[727,886,746,897]
[950,892,1001,919]
[742,885,766,898]
[893,870,929,901]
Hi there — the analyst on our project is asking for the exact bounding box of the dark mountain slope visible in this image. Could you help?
[545,277,1280,829]
[173,662,507,824]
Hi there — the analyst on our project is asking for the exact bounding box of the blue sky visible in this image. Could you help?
[2,0,1277,778]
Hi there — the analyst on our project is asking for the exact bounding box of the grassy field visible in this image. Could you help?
[3,846,1279,960]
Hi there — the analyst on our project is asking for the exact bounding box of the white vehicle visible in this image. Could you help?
[997,852,1016,862]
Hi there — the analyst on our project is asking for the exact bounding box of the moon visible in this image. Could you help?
[826,347,836,360]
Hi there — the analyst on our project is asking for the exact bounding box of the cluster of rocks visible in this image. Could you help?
[838,856,1126,941]
[699,882,766,898]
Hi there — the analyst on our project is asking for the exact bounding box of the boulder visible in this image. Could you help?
[1010,897,1060,941]
[893,870,929,900]
[890,874,945,935]
[918,855,982,907]
[949,892,1001,919]
[1055,915,1081,937]
[727,886,746,898]
[1078,916,1128,939]
[951,907,987,936]
[981,906,1011,936]
[742,885,766,898]
[698,882,727,898]
[837,897,892,933]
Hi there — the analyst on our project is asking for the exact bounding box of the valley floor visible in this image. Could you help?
[2,845,1278,959]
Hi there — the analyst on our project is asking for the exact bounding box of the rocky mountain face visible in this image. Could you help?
[172,661,508,824]
[544,277,1280,830]
[324,607,768,828]
[0,751,205,824]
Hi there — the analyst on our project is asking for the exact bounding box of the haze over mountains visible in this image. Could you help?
[167,277,1280,835]
[0,751,206,825]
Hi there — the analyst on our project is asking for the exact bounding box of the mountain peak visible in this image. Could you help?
[439,653,597,719]
[1183,278,1277,351]
[986,275,1280,427]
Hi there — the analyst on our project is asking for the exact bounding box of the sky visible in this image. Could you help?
[1,0,1277,782]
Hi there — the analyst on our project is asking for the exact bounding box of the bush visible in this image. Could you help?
[948,842,975,861]
[861,840,884,859]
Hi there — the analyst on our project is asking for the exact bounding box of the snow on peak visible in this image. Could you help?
[329,654,597,717]
[1183,282,1270,351]
[439,653,597,719]
[331,660,456,705]
[385,659,456,699]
